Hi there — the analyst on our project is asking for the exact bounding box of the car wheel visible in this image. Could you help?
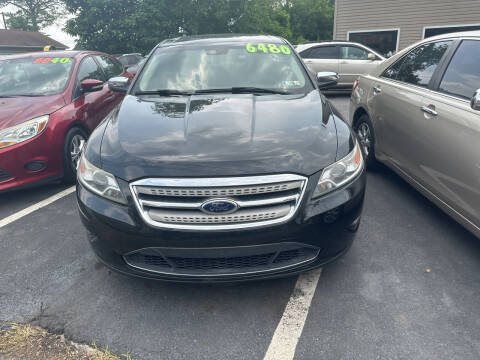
[354,114,377,169]
[63,127,87,183]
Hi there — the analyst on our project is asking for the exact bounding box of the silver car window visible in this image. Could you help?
[300,46,338,59]
[382,56,406,80]
[382,40,451,87]
[340,46,369,60]
[439,40,480,99]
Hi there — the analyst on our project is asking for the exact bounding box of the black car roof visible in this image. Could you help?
[158,34,286,48]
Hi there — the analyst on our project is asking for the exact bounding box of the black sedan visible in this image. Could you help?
[76,35,366,282]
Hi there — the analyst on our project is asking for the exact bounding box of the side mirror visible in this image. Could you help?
[81,79,104,93]
[367,52,376,61]
[108,76,130,93]
[126,65,138,76]
[316,71,339,90]
[471,89,480,110]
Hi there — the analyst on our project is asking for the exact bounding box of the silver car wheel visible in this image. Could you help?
[357,122,371,157]
[70,134,85,170]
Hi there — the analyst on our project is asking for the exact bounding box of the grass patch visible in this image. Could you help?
[0,323,131,360]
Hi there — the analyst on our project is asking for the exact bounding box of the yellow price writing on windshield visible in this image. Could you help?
[246,43,291,55]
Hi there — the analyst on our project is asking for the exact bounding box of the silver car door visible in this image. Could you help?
[367,40,453,176]
[417,39,480,228]
[299,45,339,76]
[339,46,380,87]
[367,78,427,171]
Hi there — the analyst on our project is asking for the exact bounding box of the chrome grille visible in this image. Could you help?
[130,174,307,230]
[136,181,303,197]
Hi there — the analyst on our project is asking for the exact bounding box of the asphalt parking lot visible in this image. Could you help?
[1,95,480,360]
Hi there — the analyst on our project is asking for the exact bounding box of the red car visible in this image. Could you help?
[0,51,129,192]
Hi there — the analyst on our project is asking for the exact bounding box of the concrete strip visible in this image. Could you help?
[264,268,322,360]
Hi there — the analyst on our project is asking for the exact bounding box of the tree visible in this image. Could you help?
[65,0,292,53]
[0,0,65,31]
[286,0,334,43]
[65,0,142,53]
[229,0,291,40]
[64,0,333,53]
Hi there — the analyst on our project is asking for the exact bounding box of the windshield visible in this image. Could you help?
[133,42,312,94]
[119,55,142,66]
[0,56,75,97]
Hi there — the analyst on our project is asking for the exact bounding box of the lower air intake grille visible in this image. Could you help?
[0,168,13,182]
[273,248,312,263]
[169,253,275,270]
[124,244,320,277]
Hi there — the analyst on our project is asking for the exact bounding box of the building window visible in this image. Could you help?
[424,24,480,39]
[348,29,399,57]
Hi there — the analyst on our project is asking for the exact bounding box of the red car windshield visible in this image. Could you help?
[0,56,75,97]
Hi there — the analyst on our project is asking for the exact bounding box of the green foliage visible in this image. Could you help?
[286,0,334,43]
[0,0,65,31]
[3,12,34,30]
[64,0,334,54]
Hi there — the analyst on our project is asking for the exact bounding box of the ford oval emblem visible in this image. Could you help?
[201,199,238,215]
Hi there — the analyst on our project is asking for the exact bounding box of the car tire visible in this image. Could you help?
[354,114,377,169]
[63,127,87,183]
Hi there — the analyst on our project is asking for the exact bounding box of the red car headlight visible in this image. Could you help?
[0,115,49,149]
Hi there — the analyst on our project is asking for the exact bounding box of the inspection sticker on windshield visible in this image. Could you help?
[246,43,291,55]
[33,57,70,64]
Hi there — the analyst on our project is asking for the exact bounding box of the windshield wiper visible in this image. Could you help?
[0,94,44,98]
[194,87,290,95]
[134,87,291,97]
[13,94,44,97]
[134,89,194,96]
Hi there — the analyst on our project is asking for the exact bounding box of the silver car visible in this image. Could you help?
[296,41,384,91]
[350,31,480,238]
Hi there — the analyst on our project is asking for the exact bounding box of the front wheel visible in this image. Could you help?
[354,114,377,169]
[63,127,87,183]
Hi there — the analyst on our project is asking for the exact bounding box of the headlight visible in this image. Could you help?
[0,115,49,149]
[312,140,363,198]
[77,153,127,204]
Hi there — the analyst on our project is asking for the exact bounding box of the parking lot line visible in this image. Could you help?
[263,268,322,360]
[0,186,76,228]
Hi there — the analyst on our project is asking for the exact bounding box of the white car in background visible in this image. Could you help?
[296,41,385,91]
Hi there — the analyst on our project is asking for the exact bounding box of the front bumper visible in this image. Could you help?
[0,129,63,193]
[77,171,366,282]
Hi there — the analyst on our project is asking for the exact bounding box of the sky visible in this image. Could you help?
[42,16,77,49]
[1,5,77,49]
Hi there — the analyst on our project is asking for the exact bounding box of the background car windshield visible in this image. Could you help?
[135,44,310,93]
[119,54,142,66]
[0,57,74,97]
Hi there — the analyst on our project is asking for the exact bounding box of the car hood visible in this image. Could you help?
[100,91,339,180]
[0,95,66,130]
